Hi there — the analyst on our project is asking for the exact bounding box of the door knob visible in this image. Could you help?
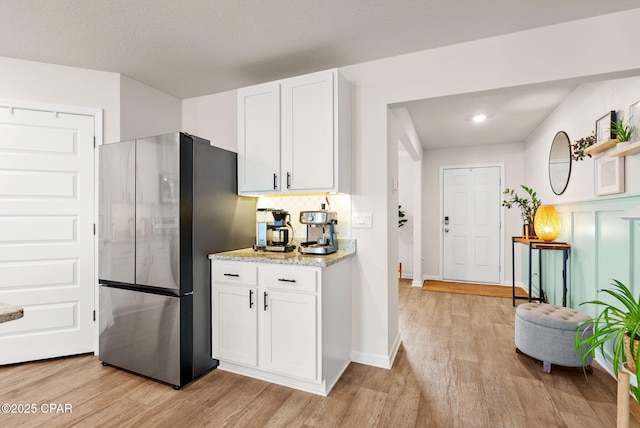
[445,228,449,233]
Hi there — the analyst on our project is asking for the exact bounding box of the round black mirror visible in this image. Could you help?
[549,131,572,195]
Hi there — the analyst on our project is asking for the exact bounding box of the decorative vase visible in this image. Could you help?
[623,333,640,372]
[523,223,536,239]
[617,141,632,149]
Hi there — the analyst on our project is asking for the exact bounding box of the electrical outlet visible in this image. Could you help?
[352,212,373,228]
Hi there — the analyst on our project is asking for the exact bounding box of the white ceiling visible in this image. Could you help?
[2,1,639,147]
[393,81,581,149]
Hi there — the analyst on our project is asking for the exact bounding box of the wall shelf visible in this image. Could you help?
[583,139,617,156]
[608,141,640,157]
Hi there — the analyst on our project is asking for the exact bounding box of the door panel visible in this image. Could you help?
[282,72,334,191]
[443,166,500,283]
[212,284,258,366]
[99,141,135,285]
[135,135,180,290]
[238,83,281,193]
[0,106,95,364]
[261,290,317,380]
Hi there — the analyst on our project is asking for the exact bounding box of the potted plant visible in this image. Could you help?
[575,279,640,401]
[612,119,635,148]
[572,133,596,161]
[502,185,541,237]
[398,205,407,227]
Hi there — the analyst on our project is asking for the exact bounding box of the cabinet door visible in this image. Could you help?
[262,289,317,380]
[212,284,258,367]
[282,71,335,191]
[237,82,281,193]
[98,140,135,284]
[135,134,180,290]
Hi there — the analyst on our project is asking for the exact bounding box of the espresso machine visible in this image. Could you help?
[298,210,338,255]
[254,208,295,252]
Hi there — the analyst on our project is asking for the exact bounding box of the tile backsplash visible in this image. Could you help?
[257,193,351,239]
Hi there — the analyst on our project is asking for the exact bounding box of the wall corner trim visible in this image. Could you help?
[350,334,402,369]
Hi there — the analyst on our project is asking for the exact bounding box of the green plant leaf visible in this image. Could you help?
[576,279,640,383]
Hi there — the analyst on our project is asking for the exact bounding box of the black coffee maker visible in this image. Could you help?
[254,209,296,252]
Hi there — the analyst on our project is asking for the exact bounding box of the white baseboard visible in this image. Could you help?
[218,361,331,396]
[350,333,402,370]
[411,280,422,287]
[423,274,440,281]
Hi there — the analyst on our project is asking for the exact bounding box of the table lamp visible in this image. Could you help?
[534,205,561,241]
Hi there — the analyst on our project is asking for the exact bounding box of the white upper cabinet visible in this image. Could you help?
[237,82,281,193]
[282,72,334,192]
[237,69,350,195]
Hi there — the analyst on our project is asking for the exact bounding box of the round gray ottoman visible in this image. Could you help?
[515,302,593,373]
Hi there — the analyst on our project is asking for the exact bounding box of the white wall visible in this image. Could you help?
[524,76,640,203]
[339,7,640,365]
[182,89,238,152]
[0,56,120,143]
[181,8,640,367]
[120,75,181,141]
[5,9,640,370]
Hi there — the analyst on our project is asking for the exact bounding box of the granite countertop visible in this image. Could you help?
[0,302,24,323]
[209,239,356,268]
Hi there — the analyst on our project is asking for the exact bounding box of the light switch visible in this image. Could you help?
[352,212,373,228]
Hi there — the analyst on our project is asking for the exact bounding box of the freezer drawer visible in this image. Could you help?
[99,285,190,387]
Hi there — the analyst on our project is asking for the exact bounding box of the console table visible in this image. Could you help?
[512,237,570,307]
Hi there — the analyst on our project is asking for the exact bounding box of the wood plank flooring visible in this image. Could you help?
[422,280,529,299]
[0,279,636,427]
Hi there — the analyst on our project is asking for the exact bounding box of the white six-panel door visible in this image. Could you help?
[0,106,96,364]
[442,166,501,284]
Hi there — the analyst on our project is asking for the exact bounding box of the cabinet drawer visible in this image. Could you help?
[262,267,317,292]
[213,262,257,286]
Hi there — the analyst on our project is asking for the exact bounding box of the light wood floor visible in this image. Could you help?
[0,279,637,427]
[422,279,529,299]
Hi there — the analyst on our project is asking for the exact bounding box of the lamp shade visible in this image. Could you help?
[534,205,561,241]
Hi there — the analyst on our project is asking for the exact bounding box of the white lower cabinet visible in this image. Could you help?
[262,289,317,380]
[211,258,350,396]
[212,283,257,367]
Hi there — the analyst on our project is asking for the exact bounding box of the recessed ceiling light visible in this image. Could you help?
[472,114,487,123]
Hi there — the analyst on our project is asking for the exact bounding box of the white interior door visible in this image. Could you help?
[0,106,96,364]
[442,166,501,284]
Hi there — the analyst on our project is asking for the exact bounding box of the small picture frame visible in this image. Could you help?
[630,100,640,143]
[595,110,616,143]
[595,155,624,196]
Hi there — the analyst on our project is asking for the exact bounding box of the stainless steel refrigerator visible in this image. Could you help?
[98,132,255,388]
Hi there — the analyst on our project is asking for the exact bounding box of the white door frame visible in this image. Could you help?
[439,162,505,285]
[0,99,103,355]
